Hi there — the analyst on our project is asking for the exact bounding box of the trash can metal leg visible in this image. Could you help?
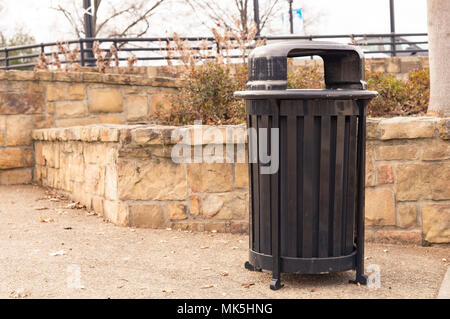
[244,261,262,272]
[350,101,368,286]
[270,100,283,290]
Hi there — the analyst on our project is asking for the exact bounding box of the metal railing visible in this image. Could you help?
[0,32,428,70]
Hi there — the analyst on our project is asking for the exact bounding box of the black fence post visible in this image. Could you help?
[391,33,397,57]
[79,39,85,66]
[289,0,294,34]
[253,0,260,36]
[4,48,9,70]
[216,41,220,54]
[390,0,397,57]
[83,0,95,66]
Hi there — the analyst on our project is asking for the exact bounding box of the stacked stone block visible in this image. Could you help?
[32,124,250,234]
[0,70,180,185]
[365,117,450,244]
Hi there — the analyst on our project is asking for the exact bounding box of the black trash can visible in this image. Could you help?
[234,42,377,290]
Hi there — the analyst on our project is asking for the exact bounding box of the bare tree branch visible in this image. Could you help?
[259,0,280,32]
[184,0,281,34]
[53,0,166,39]
[95,6,135,36]
[92,0,102,33]
[51,5,82,38]
[111,0,165,38]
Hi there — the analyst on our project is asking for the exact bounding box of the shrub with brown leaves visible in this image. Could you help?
[152,22,263,125]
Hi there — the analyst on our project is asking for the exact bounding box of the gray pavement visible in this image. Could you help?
[0,185,448,299]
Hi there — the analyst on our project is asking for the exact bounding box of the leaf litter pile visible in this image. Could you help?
[33,189,98,223]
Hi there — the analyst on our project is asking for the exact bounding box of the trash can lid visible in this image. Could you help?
[243,41,370,91]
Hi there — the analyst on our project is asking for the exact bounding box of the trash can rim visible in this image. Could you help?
[234,89,378,100]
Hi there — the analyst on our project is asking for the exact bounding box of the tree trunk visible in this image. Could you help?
[427,0,450,116]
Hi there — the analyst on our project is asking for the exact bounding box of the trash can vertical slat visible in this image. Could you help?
[302,106,315,258]
[296,115,304,258]
[312,115,321,257]
[247,113,254,251]
[341,116,351,256]
[279,114,287,257]
[319,113,331,258]
[328,116,337,256]
[270,100,281,289]
[345,116,358,254]
[286,112,298,258]
[250,113,260,253]
[332,115,346,257]
[259,114,271,255]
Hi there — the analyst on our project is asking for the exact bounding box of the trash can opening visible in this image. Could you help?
[287,55,325,89]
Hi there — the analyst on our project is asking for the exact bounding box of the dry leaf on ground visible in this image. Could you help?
[10,289,31,299]
[241,282,255,288]
[162,289,174,293]
[40,217,54,223]
[66,202,84,209]
[200,284,214,289]
[49,250,66,256]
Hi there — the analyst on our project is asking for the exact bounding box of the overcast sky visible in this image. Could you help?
[0,0,428,43]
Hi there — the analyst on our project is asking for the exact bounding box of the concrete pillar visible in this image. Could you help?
[427,0,450,116]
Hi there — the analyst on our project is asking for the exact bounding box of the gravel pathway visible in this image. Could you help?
[0,185,448,299]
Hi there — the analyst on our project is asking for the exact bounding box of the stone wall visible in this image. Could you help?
[32,117,450,244]
[32,124,249,233]
[365,56,429,80]
[0,70,179,185]
[365,117,450,244]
